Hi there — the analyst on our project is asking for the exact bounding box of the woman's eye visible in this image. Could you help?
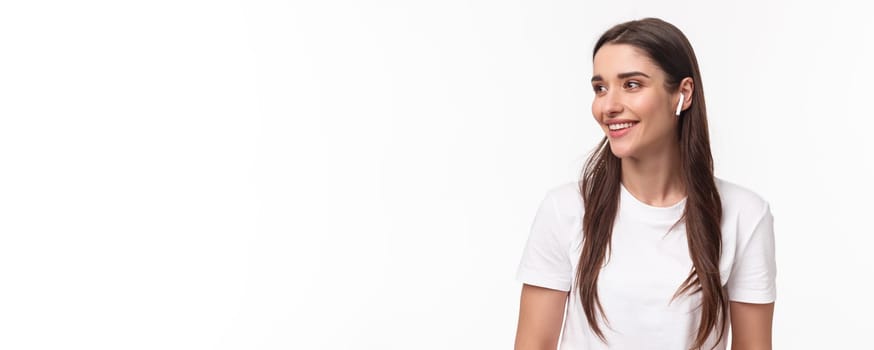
[625,81,641,89]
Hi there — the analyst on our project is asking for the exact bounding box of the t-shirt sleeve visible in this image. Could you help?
[726,204,777,303]
[515,190,572,292]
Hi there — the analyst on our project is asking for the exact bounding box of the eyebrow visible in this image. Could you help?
[591,71,651,82]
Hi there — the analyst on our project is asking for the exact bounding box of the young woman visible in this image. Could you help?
[514,18,776,350]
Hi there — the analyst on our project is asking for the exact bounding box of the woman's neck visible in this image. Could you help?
[620,145,686,207]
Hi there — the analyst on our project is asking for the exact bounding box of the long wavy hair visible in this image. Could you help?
[575,18,726,350]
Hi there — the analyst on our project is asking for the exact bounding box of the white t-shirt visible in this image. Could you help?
[516,177,776,349]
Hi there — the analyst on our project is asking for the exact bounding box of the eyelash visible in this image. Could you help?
[592,81,642,93]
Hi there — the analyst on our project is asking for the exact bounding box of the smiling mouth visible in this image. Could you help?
[608,122,638,131]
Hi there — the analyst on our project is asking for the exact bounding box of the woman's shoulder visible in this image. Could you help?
[714,176,771,219]
[543,180,585,217]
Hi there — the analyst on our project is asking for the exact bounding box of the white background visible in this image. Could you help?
[1,0,871,349]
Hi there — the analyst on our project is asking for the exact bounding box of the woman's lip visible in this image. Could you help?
[608,122,637,138]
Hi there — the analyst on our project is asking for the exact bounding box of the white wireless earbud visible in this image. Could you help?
[675,93,684,116]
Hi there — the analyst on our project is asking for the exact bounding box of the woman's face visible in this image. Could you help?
[591,43,681,160]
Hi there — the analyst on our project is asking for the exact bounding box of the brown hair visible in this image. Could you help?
[575,18,726,350]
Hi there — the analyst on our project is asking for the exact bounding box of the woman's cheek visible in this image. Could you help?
[591,100,601,120]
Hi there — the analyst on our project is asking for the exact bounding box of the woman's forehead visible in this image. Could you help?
[592,44,662,79]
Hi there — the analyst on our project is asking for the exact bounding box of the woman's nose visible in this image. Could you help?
[601,91,624,117]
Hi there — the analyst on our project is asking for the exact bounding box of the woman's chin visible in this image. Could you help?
[608,144,633,159]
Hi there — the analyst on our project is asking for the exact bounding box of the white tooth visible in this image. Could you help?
[610,122,635,131]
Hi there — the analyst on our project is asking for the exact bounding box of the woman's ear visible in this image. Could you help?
[678,77,694,113]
